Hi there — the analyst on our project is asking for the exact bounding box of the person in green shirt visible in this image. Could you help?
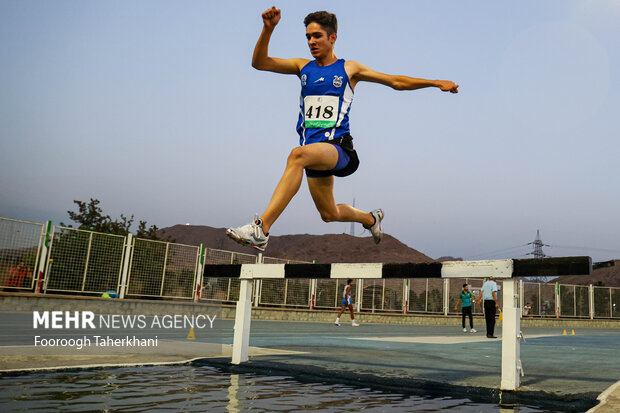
[454,283,477,333]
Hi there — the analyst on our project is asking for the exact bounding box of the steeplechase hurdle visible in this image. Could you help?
[203,256,592,391]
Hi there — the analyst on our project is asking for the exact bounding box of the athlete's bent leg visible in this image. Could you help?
[260,143,340,234]
[307,176,374,227]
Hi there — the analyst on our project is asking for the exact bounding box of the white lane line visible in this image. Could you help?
[347,334,557,344]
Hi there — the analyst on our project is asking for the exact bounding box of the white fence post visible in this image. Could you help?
[555,281,561,318]
[159,242,170,297]
[119,233,133,299]
[356,279,363,312]
[80,232,94,292]
[194,244,205,302]
[403,279,410,314]
[309,279,317,310]
[500,279,521,390]
[35,220,52,294]
[519,279,524,316]
[589,284,595,319]
[443,278,450,316]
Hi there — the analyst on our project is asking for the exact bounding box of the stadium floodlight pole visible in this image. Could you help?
[206,256,592,389]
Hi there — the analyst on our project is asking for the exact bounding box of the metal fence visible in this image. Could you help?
[1,216,619,319]
[45,226,125,294]
[126,238,200,299]
[0,218,44,291]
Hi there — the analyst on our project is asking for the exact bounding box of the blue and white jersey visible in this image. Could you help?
[296,59,354,145]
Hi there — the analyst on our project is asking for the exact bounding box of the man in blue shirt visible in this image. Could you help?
[478,276,500,338]
[226,6,459,251]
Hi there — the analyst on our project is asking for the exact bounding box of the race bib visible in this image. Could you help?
[303,95,339,128]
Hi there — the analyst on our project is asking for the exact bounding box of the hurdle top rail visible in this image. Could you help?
[203,256,592,280]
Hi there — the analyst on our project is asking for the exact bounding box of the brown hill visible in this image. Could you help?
[436,256,463,262]
[159,225,434,264]
[550,260,620,287]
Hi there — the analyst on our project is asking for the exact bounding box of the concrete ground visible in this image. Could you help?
[1,314,618,411]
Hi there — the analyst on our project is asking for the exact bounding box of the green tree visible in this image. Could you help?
[62,198,173,241]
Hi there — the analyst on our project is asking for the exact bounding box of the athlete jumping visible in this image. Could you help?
[227,7,459,251]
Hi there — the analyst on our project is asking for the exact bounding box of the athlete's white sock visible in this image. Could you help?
[335,317,340,323]
[351,319,355,324]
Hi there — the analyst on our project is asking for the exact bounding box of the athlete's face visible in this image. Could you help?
[305,22,336,59]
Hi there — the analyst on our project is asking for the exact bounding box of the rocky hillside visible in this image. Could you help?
[159,224,433,264]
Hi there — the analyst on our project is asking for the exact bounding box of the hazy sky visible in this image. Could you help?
[1,0,619,262]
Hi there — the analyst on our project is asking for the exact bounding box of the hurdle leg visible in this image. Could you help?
[232,279,253,364]
[500,279,521,390]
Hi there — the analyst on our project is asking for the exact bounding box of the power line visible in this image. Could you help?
[464,230,619,262]
[548,245,620,254]
[464,244,530,260]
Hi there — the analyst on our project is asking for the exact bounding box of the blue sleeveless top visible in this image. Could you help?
[296,59,354,145]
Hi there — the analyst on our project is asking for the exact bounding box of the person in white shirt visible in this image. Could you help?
[478,276,499,338]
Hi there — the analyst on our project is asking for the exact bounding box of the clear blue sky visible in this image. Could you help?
[1,0,619,262]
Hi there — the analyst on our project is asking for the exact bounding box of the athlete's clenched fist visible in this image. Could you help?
[262,6,281,29]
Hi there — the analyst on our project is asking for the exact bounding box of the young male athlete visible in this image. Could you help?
[335,279,359,327]
[226,7,459,251]
[454,283,477,333]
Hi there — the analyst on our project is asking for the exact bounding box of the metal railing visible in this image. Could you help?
[0,218,45,291]
[126,238,199,300]
[1,216,618,319]
[45,226,125,294]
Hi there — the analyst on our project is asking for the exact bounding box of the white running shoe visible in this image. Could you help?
[334,321,340,326]
[226,214,269,251]
[352,322,360,327]
[470,328,477,333]
[463,328,467,333]
[364,209,384,244]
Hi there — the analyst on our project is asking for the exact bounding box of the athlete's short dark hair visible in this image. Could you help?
[347,279,353,285]
[463,283,468,288]
[304,11,338,36]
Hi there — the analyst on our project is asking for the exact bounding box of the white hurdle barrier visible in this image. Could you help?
[203,256,592,391]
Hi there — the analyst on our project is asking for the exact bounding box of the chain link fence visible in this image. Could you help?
[126,238,199,299]
[45,226,125,294]
[201,249,258,303]
[0,218,44,291]
[2,216,620,319]
[259,256,311,308]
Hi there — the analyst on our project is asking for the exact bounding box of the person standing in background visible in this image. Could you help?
[478,276,499,338]
[454,283,476,333]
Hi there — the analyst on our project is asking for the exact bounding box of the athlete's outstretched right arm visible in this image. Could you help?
[252,7,308,75]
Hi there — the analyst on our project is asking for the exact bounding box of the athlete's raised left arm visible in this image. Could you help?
[345,61,458,93]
